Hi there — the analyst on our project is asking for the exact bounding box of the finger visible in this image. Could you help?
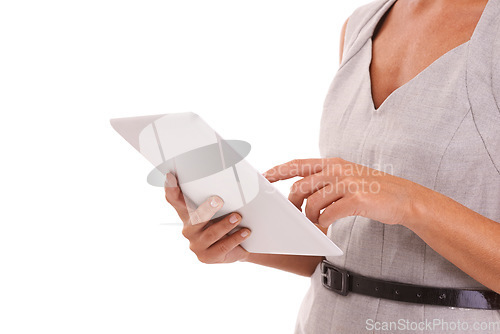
[204,228,251,261]
[164,172,190,222]
[263,159,324,183]
[317,197,357,227]
[198,213,242,248]
[187,195,224,226]
[288,173,330,210]
[181,196,225,239]
[304,182,345,223]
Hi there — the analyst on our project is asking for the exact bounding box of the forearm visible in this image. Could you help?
[241,253,324,277]
[239,223,327,277]
[405,185,500,293]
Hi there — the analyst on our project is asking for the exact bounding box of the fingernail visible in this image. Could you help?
[165,173,177,188]
[262,171,267,177]
[210,196,222,208]
[241,230,249,238]
[229,214,239,224]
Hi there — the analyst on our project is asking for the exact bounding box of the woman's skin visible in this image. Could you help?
[164,0,500,293]
[369,0,488,109]
[263,158,500,294]
[164,173,324,277]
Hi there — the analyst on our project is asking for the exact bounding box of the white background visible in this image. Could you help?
[0,1,368,333]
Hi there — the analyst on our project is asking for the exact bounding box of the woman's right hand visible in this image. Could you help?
[164,172,252,264]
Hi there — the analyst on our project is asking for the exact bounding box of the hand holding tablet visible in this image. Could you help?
[110,112,343,256]
[164,172,253,263]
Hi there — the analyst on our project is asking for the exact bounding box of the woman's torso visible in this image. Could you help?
[295,0,500,333]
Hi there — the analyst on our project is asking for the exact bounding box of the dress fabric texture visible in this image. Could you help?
[295,0,500,333]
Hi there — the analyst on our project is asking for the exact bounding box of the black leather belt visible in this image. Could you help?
[320,260,500,310]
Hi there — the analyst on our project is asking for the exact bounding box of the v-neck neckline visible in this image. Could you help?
[366,0,491,112]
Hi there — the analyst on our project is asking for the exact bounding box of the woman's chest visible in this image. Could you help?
[370,0,487,110]
[319,40,472,189]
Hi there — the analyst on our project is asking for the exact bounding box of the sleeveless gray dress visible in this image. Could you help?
[295,0,500,333]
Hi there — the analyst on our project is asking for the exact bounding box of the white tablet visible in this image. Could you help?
[110,112,343,256]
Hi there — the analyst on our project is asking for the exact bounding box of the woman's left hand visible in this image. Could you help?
[263,158,423,228]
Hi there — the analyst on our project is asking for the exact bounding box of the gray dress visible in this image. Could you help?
[295,0,500,333]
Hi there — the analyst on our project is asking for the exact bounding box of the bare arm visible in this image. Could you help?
[406,187,500,293]
[241,253,324,277]
[339,18,349,64]
[264,158,500,293]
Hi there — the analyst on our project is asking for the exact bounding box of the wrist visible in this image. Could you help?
[238,251,253,263]
[401,183,432,232]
